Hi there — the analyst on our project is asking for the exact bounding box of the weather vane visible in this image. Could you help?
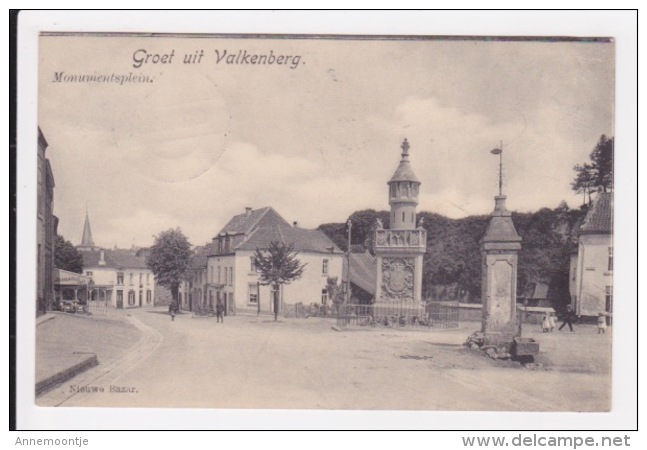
[490,141,503,196]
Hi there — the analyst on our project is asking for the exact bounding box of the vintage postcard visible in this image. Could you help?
[16,11,637,431]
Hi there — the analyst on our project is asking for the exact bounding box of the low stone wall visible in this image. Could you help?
[458,303,482,322]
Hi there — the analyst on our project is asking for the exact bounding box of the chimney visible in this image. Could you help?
[293,221,298,228]
[245,207,252,216]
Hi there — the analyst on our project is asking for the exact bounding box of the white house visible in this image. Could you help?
[79,248,156,309]
[200,207,344,315]
[77,211,156,309]
[570,193,613,317]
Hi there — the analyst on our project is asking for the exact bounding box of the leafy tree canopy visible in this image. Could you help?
[572,135,614,204]
[253,241,306,288]
[146,228,192,301]
[54,234,84,273]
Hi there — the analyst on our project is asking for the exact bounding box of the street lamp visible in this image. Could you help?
[490,141,503,196]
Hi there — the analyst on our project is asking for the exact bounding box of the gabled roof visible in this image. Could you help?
[580,193,613,235]
[81,249,149,270]
[216,207,291,236]
[235,224,342,254]
[343,251,377,295]
[213,206,341,254]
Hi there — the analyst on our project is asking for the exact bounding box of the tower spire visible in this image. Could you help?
[81,208,95,248]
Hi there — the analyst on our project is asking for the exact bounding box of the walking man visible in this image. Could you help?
[559,304,575,332]
[169,301,178,321]
[216,298,224,323]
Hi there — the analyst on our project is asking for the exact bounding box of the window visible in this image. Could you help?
[321,289,328,305]
[608,247,613,271]
[139,273,143,285]
[117,272,124,285]
[128,290,135,305]
[146,273,150,284]
[322,259,329,276]
[218,266,221,284]
[210,266,214,283]
[146,290,152,304]
[402,212,405,222]
[248,283,258,304]
[86,271,93,276]
[605,286,613,313]
[390,184,396,198]
[250,257,256,272]
[129,273,134,285]
[411,212,414,223]
[117,290,123,305]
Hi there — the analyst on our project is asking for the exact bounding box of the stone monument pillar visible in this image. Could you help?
[480,195,522,344]
[374,139,427,308]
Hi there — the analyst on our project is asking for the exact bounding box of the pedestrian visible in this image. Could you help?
[169,301,177,321]
[216,298,224,323]
[541,312,550,333]
[559,304,575,332]
[548,311,557,332]
[597,312,607,334]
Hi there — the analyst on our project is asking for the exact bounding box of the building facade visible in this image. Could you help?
[77,213,156,309]
[37,127,57,315]
[570,193,613,317]
[192,207,344,315]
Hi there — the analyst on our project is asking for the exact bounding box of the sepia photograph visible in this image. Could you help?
[15,10,637,431]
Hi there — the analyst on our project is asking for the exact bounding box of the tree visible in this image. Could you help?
[590,135,613,192]
[325,276,345,314]
[318,223,348,252]
[253,241,307,321]
[572,135,614,203]
[146,228,192,304]
[571,162,595,206]
[54,234,83,273]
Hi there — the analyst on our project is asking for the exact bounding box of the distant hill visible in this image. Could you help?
[318,203,588,308]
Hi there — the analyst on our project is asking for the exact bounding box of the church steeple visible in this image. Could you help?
[78,207,99,251]
[388,138,421,230]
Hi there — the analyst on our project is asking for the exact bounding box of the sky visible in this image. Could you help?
[38,34,615,248]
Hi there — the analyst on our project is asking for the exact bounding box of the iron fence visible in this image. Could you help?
[336,300,459,330]
[86,300,108,315]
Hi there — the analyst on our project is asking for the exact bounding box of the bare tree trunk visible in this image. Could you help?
[273,284,279,322]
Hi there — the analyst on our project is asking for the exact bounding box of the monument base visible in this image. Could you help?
[465,324,539,363]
